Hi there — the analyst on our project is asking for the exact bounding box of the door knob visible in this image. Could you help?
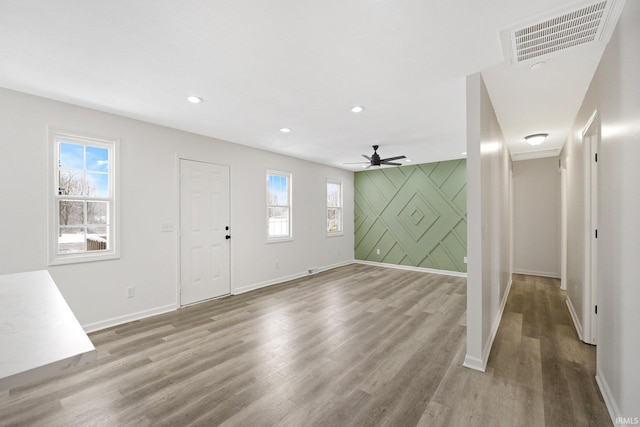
[225,235,231,240]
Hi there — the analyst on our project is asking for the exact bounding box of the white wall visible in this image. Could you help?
[465,73,512,372]
[0,88,354,331]
[562,0,640,420]
[513,157,560,278]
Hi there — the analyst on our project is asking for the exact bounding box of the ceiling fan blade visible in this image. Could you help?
[343,161,369,165]
[381,161,403,166]
[362,154,371,161]
[381,155,406,162]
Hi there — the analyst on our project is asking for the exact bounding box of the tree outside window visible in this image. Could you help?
[50,131,117,264]
[327,180,342,234]
[267,172,292,240]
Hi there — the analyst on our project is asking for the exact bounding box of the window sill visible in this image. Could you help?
[266,237,294,244]
[326,232,344,238]
[49,251,120,266]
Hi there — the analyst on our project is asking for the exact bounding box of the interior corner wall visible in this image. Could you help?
[513,157,560,278]
[562,0,640,420]
[354,160,467,273]
[464,73,512,372]
[0,88,355,331]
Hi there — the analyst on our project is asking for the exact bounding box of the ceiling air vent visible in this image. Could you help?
[501,0,622,64]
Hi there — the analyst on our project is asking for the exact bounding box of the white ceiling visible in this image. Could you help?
[0,0,621,169]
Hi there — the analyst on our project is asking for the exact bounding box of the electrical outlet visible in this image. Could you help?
[376,248,381,255]
[127,286,135,298]
[464,256,468,264]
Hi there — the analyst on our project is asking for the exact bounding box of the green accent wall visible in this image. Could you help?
[354,159,467,272]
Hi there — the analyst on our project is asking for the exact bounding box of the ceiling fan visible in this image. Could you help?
[345,145,407,168]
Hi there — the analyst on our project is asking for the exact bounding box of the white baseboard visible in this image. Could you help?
[565,296,584,341]
[513,269,560,279]
[354,260,467,278]
[463,354,486,372]
[466,277,513,372]
[232,260,355,295]
[81,259,458,334]
[82,260,355,333]
[83,303,178,333]
[486,277,513,360]
[233,271,308,295]
[596,369,620,426]
[464,278,513,372]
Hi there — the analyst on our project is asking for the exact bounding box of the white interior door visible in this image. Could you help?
[180,159,230,305]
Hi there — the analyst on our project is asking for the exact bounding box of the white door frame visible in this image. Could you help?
[582,111,599,345]
[177,157,231,306]
[560,162,567,291]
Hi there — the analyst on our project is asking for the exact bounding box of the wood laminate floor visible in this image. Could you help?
[0,265,610,426]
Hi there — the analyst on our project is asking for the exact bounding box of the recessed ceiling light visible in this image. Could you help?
[187,96,203,104]
[361,165,368,168]
[524,133,548,146]
[351,106,364,113]
[280,128,291,133]
[529,62,546,71]
[404,159,412,162]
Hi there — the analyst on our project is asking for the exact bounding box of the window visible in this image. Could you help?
[326,179,343,235]
[266,171,292,240]
[50,130,118,264]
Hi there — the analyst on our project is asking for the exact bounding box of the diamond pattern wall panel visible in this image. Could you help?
[354,159,467,272]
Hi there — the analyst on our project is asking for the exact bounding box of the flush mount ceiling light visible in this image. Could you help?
[279,127,291,133]
[461,152,467,156]
[351,106,364,113]
[187,96,203,104]
[524,133,548,146]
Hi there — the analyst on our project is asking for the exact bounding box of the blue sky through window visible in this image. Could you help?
[59,141,109,196]
[86,146,109,172]
[268,174,288,206]
[59,143,84,169]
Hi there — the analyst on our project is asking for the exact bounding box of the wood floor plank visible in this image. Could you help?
[0,266,611,426]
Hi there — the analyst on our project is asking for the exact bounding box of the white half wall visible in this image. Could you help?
[0,88,355,330]
[465,73,512,372]
[512,157,560,278]
[562,0,640,422]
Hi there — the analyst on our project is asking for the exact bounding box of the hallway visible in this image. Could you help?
[487,274,610,426]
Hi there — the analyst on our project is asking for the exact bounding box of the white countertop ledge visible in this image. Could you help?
[0,270,96,390]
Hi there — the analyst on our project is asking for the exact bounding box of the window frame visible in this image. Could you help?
[326,179,343,236]
[49,129,119,265]
[266,170,293,242]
